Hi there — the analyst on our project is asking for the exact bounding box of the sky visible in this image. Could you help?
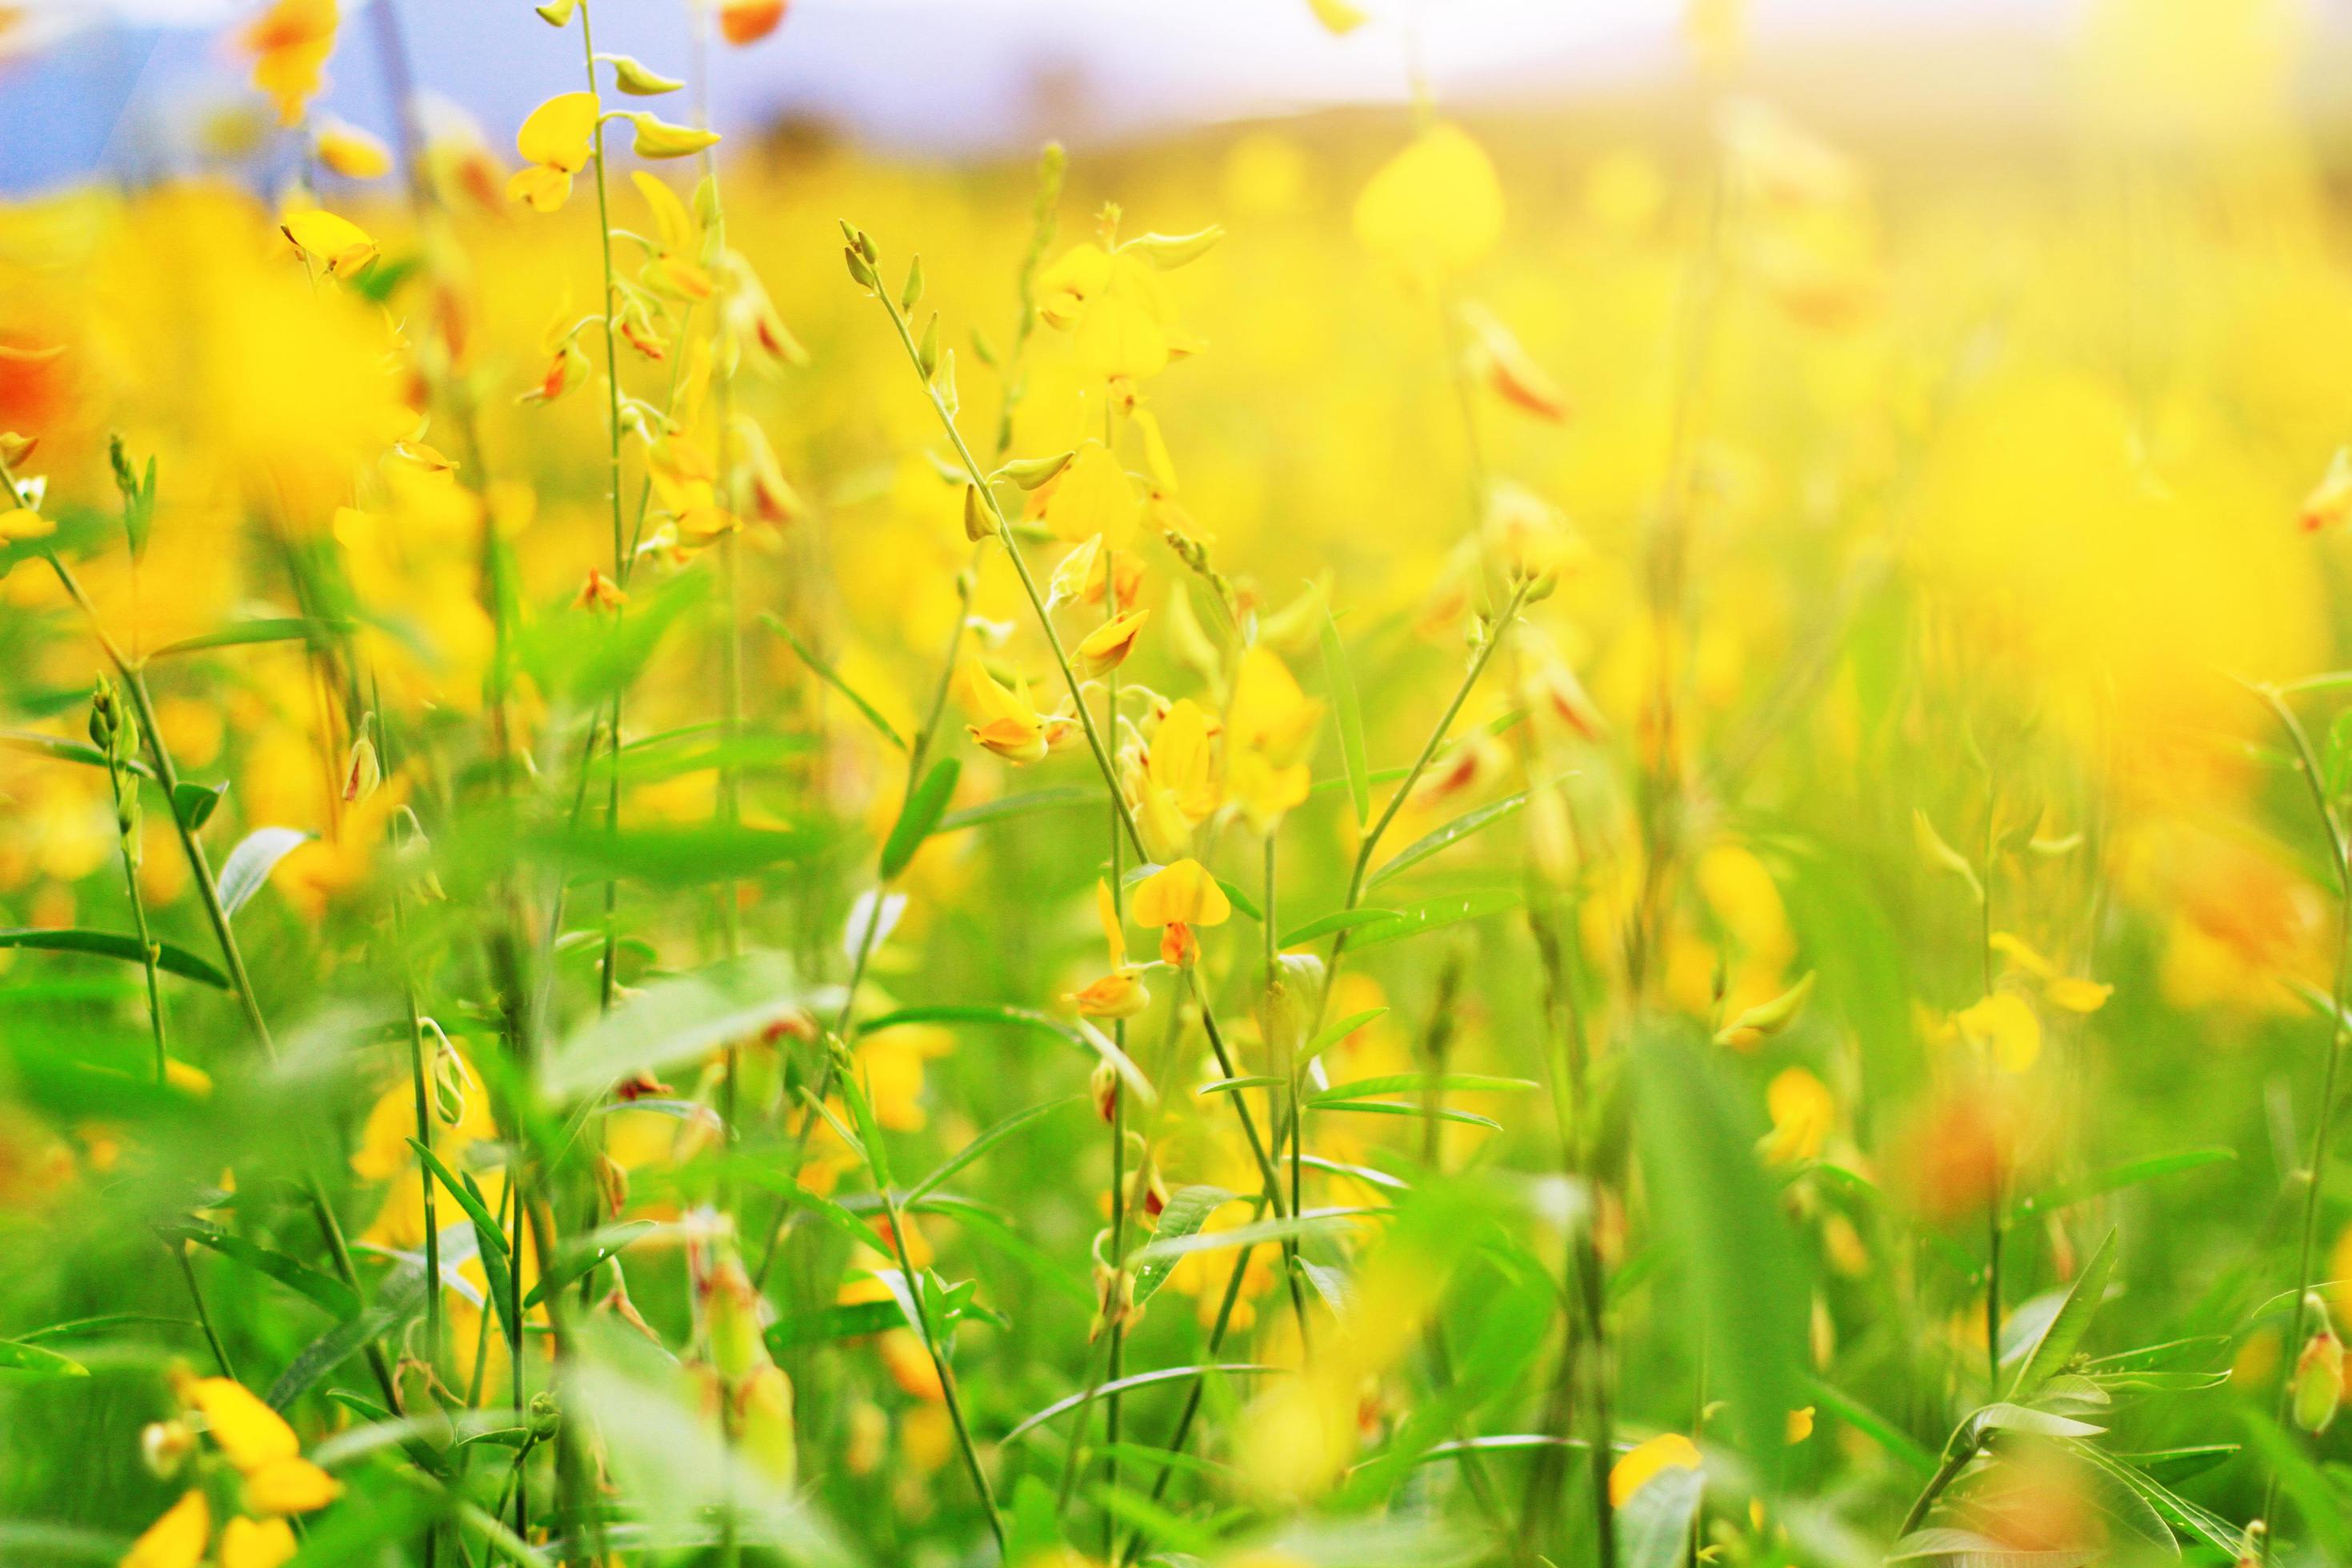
[0,0,2273,194]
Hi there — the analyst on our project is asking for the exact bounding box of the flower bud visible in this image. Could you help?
[141,1419,194,1478]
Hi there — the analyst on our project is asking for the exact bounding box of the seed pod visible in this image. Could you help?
[961,484,990,543]
[917,312,939,378]
[2294,1321,2343,1434]
[843,246,875,291]
[900,255,923,312]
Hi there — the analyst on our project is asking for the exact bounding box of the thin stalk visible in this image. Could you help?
[2250,682,2352,1558]
[839,1060,1007,1552]
[37,543,402,1414]
[575,0,630,1015]
[1103,604,1128,1556]
[862,274,1147,862]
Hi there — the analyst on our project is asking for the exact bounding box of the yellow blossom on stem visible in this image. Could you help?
[1074,608,1149,676]
[507,92,599,213]
[1130,858,1231,930]
[239,0,338,126]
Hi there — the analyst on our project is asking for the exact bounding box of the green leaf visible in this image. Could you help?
[1311,1099,1502,1132]
[879,757,959,880]
[1310,1072,1537,1102]
[933,785,1094,834]
[1276,907,1402,948]
[1630,1027,1809,1490]
[0,926,228,989]
[545,952,805,1100]
[522,1221,653,1308]
[905,1094,1085,1205]
[855,1003,1085,1048]
[734,1166,880,1261]
[2066,1440,2242,1558]
[217,826,312,918]
[146,618,344,660]
[531,823,829,890]
[1216,876,1265,923]
[2118,1445,2238,1484]
[763,613,906,750]
[266,1261,430,1410]
[2010,1151,2235,1221]
[170,780,227,831]
[1616,1462,1702,1568]
[1886,1529,2093,1566]
[1803,1376,1937,1478]
[1321,605,1370,827]
[1346,887,1522,952]
[1301,1006,1390,1060]
[0,728,154,780]
[408,1140,516,1340]
[162,1223,358,1320]
[1131,1185,1234,1306]
[1973,1402,2104,1439]
[2006,1228,2117,1401]
[1001,1363,1283,1445]
[1365,792,1528,891]
[1132,1207,1379,1263]
[0,1338,90,1377]
[1198,1075,1286,1098]
[764,1298,905,1352]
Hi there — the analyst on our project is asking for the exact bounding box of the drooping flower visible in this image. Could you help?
[312,116,390,179]
[239,0,338,126]
[278,209,377,279]
[720,0,789,44]
[1074,608,1149,676]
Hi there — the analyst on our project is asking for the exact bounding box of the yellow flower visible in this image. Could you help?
[189,1376,299,1470]
[634,171,714,300]
[122,1490,209,1568]
[242,1455,343,1516]
[1131,698,1220,861]
[218,1517,297,1568]
[720,0,787,45]
[1037,243,1182,382]
[313,117,390,179]
[1955,991,2042,1074]
[278,209,377,278]
[1353,122,1505,285]
[1759,1066,1833,1166]
[238,0,337,126]
[1130,858,1231,929]
[1229,646,1322,766]
[1608,1431,1702,1507]
[955,654,1074,765]
[507,92,599,212]
[0,506,54,542]
[1041,442,1139,544]
[1074,608,1149,676]
[1786,1405,1816,1444]
[2302,448,2352,533]
[1071,969,1152,1020]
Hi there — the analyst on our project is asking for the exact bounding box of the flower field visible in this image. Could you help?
[2,2,2351,1566]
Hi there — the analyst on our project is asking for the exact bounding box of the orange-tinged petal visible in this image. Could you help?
[1130,858,1231,929]
[719,0,787,45]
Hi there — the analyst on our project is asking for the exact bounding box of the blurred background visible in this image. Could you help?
[5,0,2338,194]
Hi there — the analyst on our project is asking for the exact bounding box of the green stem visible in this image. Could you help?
[2250,682,2352,1559]
[40,546,402,1414]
